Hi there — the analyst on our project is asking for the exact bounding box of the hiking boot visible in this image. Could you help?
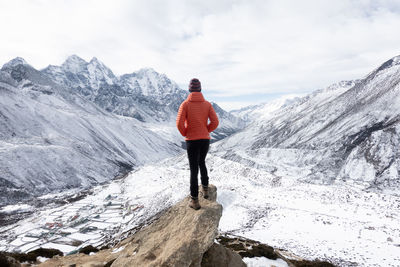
[201,186,209,199]
[189,197,201,210]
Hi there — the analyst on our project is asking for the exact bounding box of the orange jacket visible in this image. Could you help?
[176,92,219,140]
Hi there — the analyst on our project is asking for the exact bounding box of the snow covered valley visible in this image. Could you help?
[1,153,399,267]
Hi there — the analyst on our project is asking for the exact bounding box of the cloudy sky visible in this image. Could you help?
[1,0,400,110]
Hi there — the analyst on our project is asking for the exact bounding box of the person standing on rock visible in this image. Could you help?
[176,78,219,210]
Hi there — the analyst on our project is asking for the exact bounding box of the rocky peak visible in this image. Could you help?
[42,55,116,90]
[87,57,116,83]
[325,80,356,92]
[375,55,400,73]
[136,67,157,76]
[61,55,115,80]
[37,185,246,267]
[61,55,87,72]
[0,57,53,85]
[120,68,182,97]
[365,55,400,81]
[88,57,114,74]
[1,57,29,70]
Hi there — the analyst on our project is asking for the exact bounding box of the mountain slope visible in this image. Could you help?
[230,94,302,123]
[0,59,181,205]
[216,56,400,188]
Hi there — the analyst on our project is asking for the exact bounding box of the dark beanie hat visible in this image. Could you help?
[189,78,201,92]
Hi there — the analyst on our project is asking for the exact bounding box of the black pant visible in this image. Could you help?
[186,139,210,198]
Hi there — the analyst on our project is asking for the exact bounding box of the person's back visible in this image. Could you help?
[176,78,219,210]
[177,91,218,140]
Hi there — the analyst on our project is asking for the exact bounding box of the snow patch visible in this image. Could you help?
[243,257,289,267]
[1,204,33,213]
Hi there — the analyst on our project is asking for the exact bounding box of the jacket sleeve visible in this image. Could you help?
[176,102,187,136]
[207,104,219,133]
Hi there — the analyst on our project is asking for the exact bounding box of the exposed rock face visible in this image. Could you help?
[0,253,21,267]
[37,185,245,267]
[216,234,278,259]
[200,243,246,267]
[1,248,63,264]
[217,235,337,267]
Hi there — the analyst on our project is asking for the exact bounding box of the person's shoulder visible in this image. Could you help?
[204,100,212,106]
[180,99,189,107]
[206,101,215,110]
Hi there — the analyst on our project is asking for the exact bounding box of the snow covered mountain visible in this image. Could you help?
[216,56,400,189]
[0,58,182,206]
[230,94,302,123]
[211,102,246,140]
[42,55,244,141]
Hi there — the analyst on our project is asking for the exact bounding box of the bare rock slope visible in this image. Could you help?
[38,185,246,267]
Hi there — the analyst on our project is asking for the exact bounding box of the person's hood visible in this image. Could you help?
[187,92,205,102]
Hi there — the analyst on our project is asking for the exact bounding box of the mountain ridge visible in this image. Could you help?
[216,55,400,188]
[40,55,244,138]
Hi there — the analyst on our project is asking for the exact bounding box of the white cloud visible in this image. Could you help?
[1,0,400,104]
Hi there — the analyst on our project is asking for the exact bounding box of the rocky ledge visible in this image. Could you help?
[34,184,245,267]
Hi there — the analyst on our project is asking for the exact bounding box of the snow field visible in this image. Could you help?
[207,156,400,267]
[1,154,399,267]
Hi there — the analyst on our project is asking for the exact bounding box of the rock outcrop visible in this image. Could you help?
[217,234,337,267]
[0,248,63,266]
[37,185,246,267]
[201,243,246,267]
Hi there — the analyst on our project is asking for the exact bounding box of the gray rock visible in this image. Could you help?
[201,243,246,267]
[0,254,21,267]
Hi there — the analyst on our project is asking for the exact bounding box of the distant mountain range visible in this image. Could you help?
[216,55,400,189]
[42,55,245,140]
[42,55,185,123]
[0,56,244,205]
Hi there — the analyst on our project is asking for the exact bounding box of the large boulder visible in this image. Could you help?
[37,185,245,267]
[111,184,222,267]
[0,253,21,267]
[201,243,246,267]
